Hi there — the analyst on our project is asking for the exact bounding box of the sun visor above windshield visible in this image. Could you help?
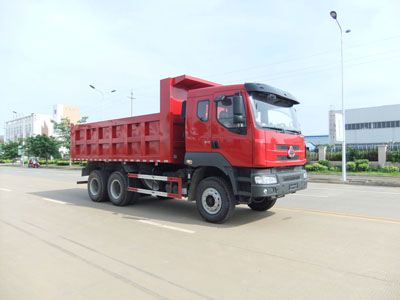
[244,83,300,105]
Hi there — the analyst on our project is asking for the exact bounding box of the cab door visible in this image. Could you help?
[211,90,253,167]
[186,97,212,153]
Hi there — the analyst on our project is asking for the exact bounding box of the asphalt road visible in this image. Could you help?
[1,166,400,300]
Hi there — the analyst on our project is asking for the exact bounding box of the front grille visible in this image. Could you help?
[276,144,300,150]
[277,155,299,161]
[282,174,301,181]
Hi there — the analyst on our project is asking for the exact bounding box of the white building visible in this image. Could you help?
[329,104,400,146]
[5,114,54,142]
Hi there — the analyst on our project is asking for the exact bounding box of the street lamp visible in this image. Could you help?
[89,85,117,120]
[330,10,351,182]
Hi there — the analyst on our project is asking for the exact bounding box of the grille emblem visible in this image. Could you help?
[287,146,295,158]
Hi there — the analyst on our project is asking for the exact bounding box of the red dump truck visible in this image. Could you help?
[71,75,307,223]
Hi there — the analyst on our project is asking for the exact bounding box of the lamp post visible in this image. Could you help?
[89,85,116,120]
[127,89,135,117]
[330,10,351,182]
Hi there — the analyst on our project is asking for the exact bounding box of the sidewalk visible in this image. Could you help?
[309,173,400,187]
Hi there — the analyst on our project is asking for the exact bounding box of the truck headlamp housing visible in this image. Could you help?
[303,172,308,179]
[254,175,277,185]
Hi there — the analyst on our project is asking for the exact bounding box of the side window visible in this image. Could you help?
[197,100,209,122]
[217,98,234,128]
[216,94,247,133]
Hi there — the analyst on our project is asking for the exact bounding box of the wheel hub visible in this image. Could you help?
[110,179,122,199]
[201,188,222,215]
[89,178,100,196]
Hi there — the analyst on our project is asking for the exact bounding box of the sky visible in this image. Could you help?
[1,0,400,136]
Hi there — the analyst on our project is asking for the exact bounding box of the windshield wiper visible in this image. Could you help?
[262,126,301,134]
[285,129,301,134]
[262,126,285,133]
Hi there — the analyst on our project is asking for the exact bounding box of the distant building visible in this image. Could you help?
[53,104,80,124]
[0,135,4,144]
[329,104,400,147]
[5,113,54,142]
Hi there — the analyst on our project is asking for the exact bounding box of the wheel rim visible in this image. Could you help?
[110,179,122,199]
[201,188,222,215]
[89,178,100,196]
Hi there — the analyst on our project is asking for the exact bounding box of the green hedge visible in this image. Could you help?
[0,159,13,164]
[305,163,328,172]
[387,150,400,163]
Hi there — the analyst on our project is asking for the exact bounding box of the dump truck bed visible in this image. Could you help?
[70,75,219,164]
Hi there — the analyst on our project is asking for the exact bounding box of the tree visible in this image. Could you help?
[1,141,19,159]
[25,135,59,164]
[77,116,89,124]
[52,118,72,150]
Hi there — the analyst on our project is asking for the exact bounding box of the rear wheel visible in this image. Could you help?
[107,171,133,206]
[248,197,276,211]
[88,170,109,202]
[195,177,235,223]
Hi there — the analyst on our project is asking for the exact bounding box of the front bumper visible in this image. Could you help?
[251,167,307,198]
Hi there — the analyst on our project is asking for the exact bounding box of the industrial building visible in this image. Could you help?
[329,104,400,147]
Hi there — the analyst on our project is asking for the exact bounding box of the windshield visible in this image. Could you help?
[249,92,301,133]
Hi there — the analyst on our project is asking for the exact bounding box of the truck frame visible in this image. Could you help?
[71,75,307,223]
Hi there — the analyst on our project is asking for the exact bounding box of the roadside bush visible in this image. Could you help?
[346,161,356,172]
[0,159,13,164]
[387,150,400,163]
[305,163,328,172]
[353,159,370,172]
[354,159,369,165]
[357,163,369,172]
[317,160,331,167]
[56,160,70,166]
[380,166,400,173]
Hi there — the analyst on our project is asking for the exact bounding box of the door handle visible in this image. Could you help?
[211,140,219,149]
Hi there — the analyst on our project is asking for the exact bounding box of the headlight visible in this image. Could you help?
[254,175,277,185]
[303,172,308,179]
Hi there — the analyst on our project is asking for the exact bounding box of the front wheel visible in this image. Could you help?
[248,197,276,211]
[195,177,235,223]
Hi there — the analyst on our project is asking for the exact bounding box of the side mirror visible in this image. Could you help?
[233,95,244,116]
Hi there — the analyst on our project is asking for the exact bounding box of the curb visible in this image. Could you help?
[0,164,82,171]
[309,175,400,187]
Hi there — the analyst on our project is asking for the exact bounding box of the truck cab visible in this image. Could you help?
[184,82,307,206]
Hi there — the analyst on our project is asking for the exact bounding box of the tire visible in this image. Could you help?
[107,171,133,206]
[88,170,109,202]
[248,197,277,211]
[195,177,235,223]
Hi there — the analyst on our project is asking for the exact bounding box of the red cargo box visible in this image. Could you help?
[71,75,219,164]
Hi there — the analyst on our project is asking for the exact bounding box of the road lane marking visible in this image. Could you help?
[275,207,400,225]
[292,193,328,198]
[41,197,67,205]
[138,219,195,234]
[0,188,12,192]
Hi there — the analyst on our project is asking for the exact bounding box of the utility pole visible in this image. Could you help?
[127,89,135,116]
